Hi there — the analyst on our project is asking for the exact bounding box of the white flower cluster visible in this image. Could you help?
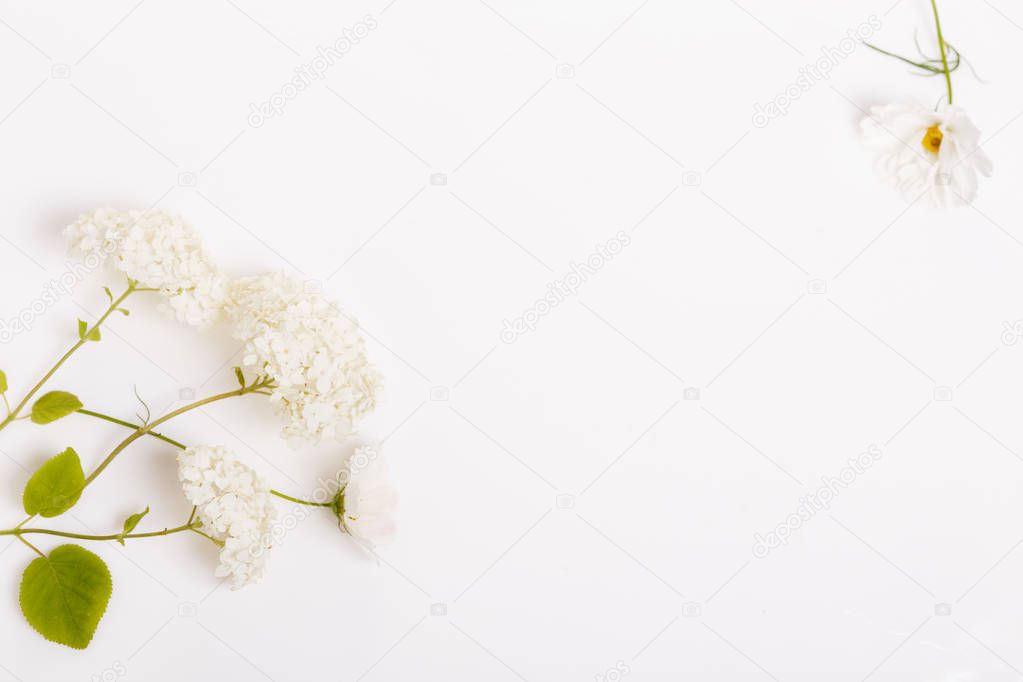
[862,103,993,208]
[226,272,382,443]
[336,445,398,548]
[65,208,383,445]
[177,445,277,589]
[65,208,226,327]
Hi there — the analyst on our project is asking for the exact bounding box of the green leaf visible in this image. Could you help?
[31,391,83,424]
[115,308,129,316]
[23,447,85,517]
[0,369,7,394]
[77,320,99,342]
[103,286,113,303]
[20,544,112,649]
[234,367,245,388]
[117,506,149,546]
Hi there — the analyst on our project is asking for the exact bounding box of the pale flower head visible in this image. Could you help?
[861,102,993,208]
[333,445,398,548]
[177,445,277,589]
[225,272,381,443]
[64,208,227,327]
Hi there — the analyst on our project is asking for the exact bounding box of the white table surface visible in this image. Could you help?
[1,0,1023,680]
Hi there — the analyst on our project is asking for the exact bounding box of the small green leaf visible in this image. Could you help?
[234,367,245,388]
[23,447,85,517]
[103,286,113,303]
[20,544,112,649]
[0,369,7,394]
[78,320,100,342]
[117,506,149,546]
[116,308,129,316]
[31,391,83,425]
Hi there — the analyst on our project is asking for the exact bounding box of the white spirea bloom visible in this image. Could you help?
[336,445,397,547]
[64,208,227,327]
[861,103,993,208]
[177,445,277,589]
[226,272,381,442]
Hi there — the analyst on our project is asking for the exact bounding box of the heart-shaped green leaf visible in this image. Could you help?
[117,506,149,545]
[23,447,85,517]
[20,544,112,649]
[31,391,83,424]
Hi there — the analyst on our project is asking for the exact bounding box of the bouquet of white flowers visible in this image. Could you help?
[1,208,397,649]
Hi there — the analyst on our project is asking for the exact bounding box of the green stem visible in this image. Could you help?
[81,381,273,488]
[930,0,953,104]
[270,490,332,507]
[862,41,944,73]
[0,523,197,542]
[75,406,329,507]
[76,408,186,449]
[16,535,44,557]
[189,527,223,546]
[0,282,141,432]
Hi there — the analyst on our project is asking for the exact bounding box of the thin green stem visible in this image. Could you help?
[189,527,224,546]
[81,381,273,488]
[75,406,328,508]
[0,283,142,432]
[0,523,197,542]
[270,490,332,507]
[76,408,186,448]
[862,41,943,73]
[16,535,44,557]
[930,0,952,104]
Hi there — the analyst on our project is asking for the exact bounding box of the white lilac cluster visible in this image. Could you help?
[334,445,398,548]
[225,272,381,443]
[64,208,226,327]
[861,103,993,208]
[177,445,277,589]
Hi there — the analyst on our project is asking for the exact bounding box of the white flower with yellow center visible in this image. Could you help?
[861,103,992,208]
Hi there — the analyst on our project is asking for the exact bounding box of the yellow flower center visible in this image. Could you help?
[922,125,943,154]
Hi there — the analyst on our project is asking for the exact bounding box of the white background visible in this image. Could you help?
[0,0,1022,680]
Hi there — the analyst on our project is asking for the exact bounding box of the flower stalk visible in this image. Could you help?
[0,522,199,542]
[81,380,275,488]
[0,281,147,431]
[76,406,331,507]
[930,0,952,104]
